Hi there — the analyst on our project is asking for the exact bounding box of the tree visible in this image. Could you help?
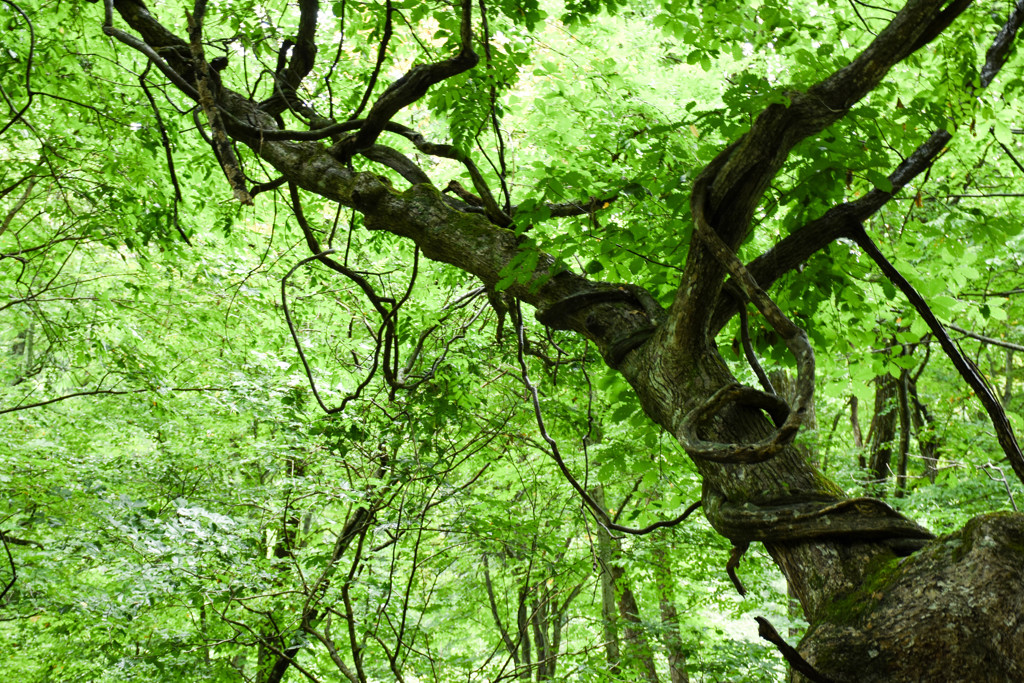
[5,0,1024,680]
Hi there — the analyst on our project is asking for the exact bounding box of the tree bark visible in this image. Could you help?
[795,513,1024,682]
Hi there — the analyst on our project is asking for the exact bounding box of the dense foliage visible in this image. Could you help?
[2,0,1024,680]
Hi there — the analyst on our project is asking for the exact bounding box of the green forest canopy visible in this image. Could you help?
[3,0,1024,680]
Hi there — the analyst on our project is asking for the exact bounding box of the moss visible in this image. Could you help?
[817,552,901,627]
[809,466,845,499]
[399,181,442,204]
[816,512,1024,631]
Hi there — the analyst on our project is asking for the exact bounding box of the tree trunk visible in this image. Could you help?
[517,588,532,680]
[795,513,1024,682]
[851,395,865,468]
[652,545,689,683]
[592,486,659,682]
[868,372,898,485]
[908,377,940,484]
[895,371,911,497]
[592,486,622,675]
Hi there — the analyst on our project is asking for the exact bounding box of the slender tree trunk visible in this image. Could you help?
[896,370,910,497]
[483,554,521,670]
[618,581,660,683]
[591,486,659,682]
[850,395,864,457]
[1004,349,1014,406]
[517,588,532,680]
[908,377,940,483]
[868,372,898,485]
[592,486,622,675]
[531,592,551,680]
[652,545,689,683]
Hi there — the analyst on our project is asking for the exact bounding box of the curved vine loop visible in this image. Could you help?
[688,175,932,584]
[702,487,934,549]
[679,383,792,463]
[684,173,815,464]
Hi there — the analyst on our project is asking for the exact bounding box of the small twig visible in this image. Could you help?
[281,249,346,414]
[946,323,1024,353]
[979,463,1019,512]
[0,385,226,415]
[347,0,393,122]
[139,63,190,245]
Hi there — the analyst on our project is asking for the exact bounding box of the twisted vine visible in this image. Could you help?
[688,174,934,586]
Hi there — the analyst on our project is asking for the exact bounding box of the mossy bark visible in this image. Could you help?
[794,513,1024,682]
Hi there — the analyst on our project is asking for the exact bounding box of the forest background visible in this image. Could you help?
[2,0,1024,681]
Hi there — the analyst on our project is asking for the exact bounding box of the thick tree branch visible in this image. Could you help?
[710,0,1024,334]
[260,0,320,117]
[187,7,252,204]
[671,0,964,345]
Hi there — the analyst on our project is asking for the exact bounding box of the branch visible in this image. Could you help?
[347,121,510,226]
[756,616,840,683]
[139,65,191,244]
[0,531,14,602]
[710,0,1024,333]
[734,129,950,311]
[347,0,393,122]
[674,0,970,339]
[852,223,1024,487]
[483,554,521,665]
[260,0,320,117]
[330,0,478,159]
[0,385,226,415]
[103,0,200,102]
[0,177,37,240]
[186,7,252,204]
[981,1,1024,88]
[947,323,1024,353]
